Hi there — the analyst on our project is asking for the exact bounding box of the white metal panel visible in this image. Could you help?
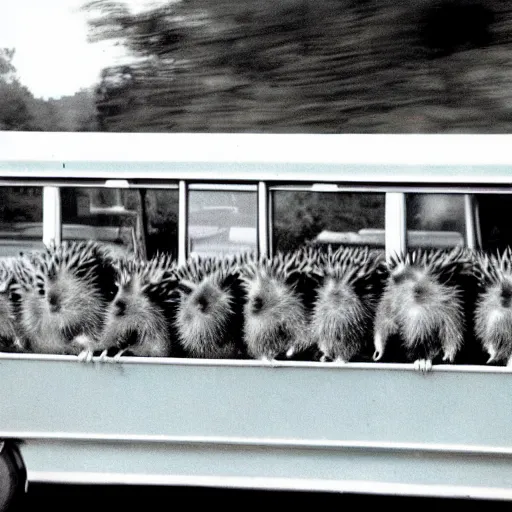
[385,192,406,261]
[1,132,512,185]
[0,355,511,498]
[258,182,269,257]
[178,180,187,265]
[42,186,61,246]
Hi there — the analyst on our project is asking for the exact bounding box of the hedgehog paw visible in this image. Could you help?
[372,350,383,362]
[77,349,94,363]
[112,349,128,363]
[261,356,278,367]
[414,359,432,373]
[285,347,296,358]
[334,357,347,365]
[98,350,113,363]
[486,345,497,364]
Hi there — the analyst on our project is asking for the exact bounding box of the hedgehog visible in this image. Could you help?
[12,241,117,358]
[0,258,27,353]
[98,253,180,360]
[473,247,512,366]
[174,253,252,359]
[373,247,471,371]
[239,248,320,361]
[310,246,386,363]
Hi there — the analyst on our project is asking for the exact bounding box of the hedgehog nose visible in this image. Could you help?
[251,296,264,314]
[412,283,426,299]
[114,299,127,317]
[48,293,60,313]
[196,296,208,313]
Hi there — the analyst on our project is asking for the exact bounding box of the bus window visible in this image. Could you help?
[406,193,465,249]
[476,194,512,253]
[271,189,385,253]
[0,186,44,257]
[60,187,179,259]
[188,187,257,257]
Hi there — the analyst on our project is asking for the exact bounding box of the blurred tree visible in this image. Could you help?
[0,47,99,132]
[84,0,512,133]
[0,48,34,130]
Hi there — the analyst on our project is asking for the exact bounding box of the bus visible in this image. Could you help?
[0,131,512,506]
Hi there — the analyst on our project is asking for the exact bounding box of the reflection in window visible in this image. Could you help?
[0,187,44,257]
[61,188,179,259]
[406,194,465,249]
[188,189,257,257]
[272,190,385,253]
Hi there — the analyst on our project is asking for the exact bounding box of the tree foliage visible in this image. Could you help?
[0,47,99,132]
[85,0,512,132]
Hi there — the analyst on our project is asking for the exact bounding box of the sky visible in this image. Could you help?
[0,0,166,99]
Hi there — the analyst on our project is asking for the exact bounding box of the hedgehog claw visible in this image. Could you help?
[486,346,497,365]
[77,349,94,363]
[98,349,112,363]
[286,347,295,358]
[414,359,432,373]
[112,349,127,363]
[372,350,382,362]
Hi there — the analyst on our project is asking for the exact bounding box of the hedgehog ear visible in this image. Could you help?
[178,279,196,295]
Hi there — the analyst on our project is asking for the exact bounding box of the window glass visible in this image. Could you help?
[476,194,512,253]
[0,186,44,257]
[61,187,179,259]
[406,193,465,249]
[188,189,257,257]
[272,190,385,253]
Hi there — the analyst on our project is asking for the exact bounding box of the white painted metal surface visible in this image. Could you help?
[1,132,512,185]
[384,193,406,261]
[0,355,511,499]
[42,186,61,246]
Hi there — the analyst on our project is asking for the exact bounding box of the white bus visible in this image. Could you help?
[0,132,512,506]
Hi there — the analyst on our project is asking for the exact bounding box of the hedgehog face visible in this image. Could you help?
[318,277,359,306]
[188,282,226,317]
[111,276,153,320]
[390,266,442,307]
[499,279,512,308]
[100,272,172,357]
[44,269,93,316]
[245,275,291,317]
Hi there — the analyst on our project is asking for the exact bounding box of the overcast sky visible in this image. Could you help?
[0,0,166,99]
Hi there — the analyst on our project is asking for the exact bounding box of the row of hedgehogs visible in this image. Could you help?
[0,240,511,368]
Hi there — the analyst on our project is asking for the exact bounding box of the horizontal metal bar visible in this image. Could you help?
[0,179,510,195]
[1,167,512,188]
[0,352,509,373]
[5,433,512,457]
[24,472,512,500]
[188,184,257,191]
